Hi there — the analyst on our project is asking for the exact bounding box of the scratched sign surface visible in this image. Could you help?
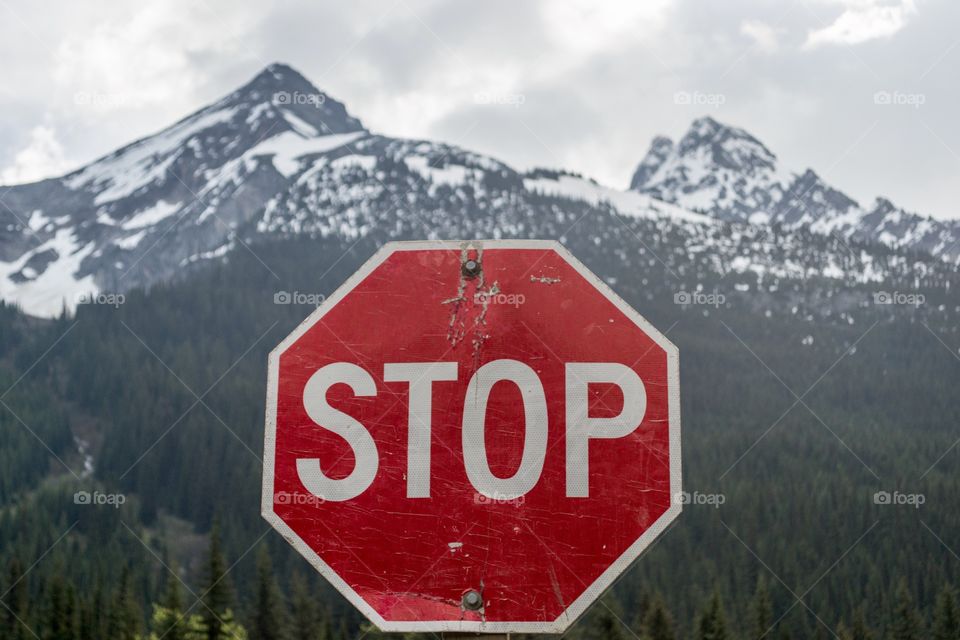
[262,240,681,634]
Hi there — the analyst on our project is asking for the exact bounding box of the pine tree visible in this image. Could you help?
[889,579,922,640]
[592,602,627,640]
[933,585,960,640]
[750,576,773,640]
[642,596,676,640]
[850,606,874,640]
[203,520,235,640]
[85,579,107,640]
[250,547,288,640]
[335,617,348,640]
[107,568,141,640]
[158,566,188,640]
[63,582,79,640]
[44,575,65,640]
[837,621,853,640]
[321,609,335,640]
[43,574,78,640]
[77,594,93,640]
[696,591,729,640]
[2,558,29,640]
[289,573,322,640]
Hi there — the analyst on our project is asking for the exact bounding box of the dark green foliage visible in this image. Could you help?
[850,606,875,640]
[108,568,141,640]
[889,579,922,640]
[160,565,188,640]
[42,573,78,640]
[750,576,773,640]
[934,585,960,640]
[2,558,29,640]
[643,596,677,640]
[203,521,234,640]
[696,592,730,640]
[289,573,325,640]
[586,599,628,640]
[251,547,288,640]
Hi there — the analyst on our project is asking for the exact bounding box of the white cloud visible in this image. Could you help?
[0,0,958,219]
[53,1,259,115]
[539,0,674,54]
[1,126,70,185]
[804,0,917,49]
[740,20,783,53]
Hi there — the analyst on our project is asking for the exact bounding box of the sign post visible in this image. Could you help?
[263,240,681,634]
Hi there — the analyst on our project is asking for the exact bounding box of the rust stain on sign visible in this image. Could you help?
[441,241,502,373]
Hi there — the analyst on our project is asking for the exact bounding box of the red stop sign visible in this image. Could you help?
[262,240,680,634]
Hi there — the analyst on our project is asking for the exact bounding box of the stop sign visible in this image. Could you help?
[262,240,680,634]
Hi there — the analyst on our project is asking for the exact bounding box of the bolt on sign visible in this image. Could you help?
[262,240,681,634]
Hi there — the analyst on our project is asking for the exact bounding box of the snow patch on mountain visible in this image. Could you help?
[404,156,474,187]
[247,131,366,177]
[630,116,960,264]
[121,200,181,230]
[524,173,714,225]
[0,229,98,317]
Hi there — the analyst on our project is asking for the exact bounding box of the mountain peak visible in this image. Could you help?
[687,115,723,135]
[220,63,365,136]
[675,116,778,172]
[629,116,786,220]
[627,116,957,263]
[686,115,751,138]
[630,116,781,195]
[238,63,316,97]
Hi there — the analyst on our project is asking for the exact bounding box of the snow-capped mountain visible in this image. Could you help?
[629,116,960,262]
[0,64,956,318]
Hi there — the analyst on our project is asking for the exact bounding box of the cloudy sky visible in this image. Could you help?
[1,0,958,219]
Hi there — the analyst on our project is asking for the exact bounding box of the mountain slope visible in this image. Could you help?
[629,116,960,262]
[0,64,371,316]
[0,66,957,318]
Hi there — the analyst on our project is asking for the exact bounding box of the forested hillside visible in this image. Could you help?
[0,208,958,640]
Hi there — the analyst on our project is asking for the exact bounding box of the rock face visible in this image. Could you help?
[0,65,957,318]
[629,115,960,261]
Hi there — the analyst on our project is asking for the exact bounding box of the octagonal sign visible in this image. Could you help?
[262,240,680,634]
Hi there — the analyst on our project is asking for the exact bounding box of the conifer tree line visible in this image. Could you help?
[3,529,960,640]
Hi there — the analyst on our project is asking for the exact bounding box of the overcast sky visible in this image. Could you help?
[1,0,958,219]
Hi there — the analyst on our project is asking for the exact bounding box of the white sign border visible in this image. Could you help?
[262,239,681,634]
